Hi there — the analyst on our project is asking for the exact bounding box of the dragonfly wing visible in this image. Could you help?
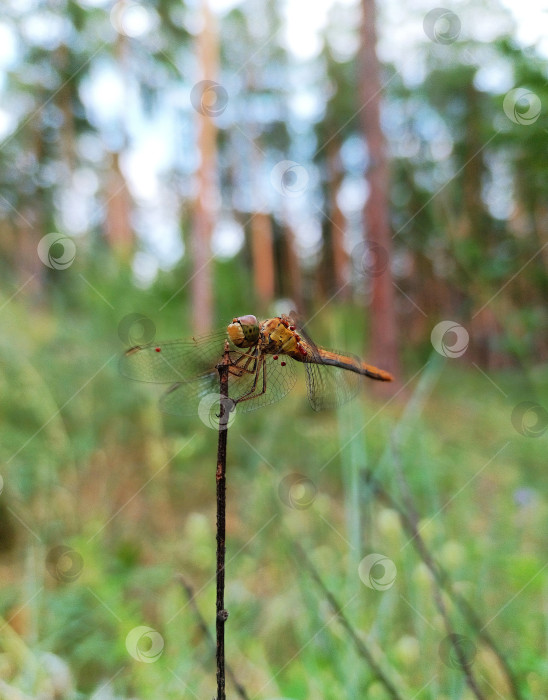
[226,354,297,412]
[284,311,362,411]
[302,345,361,411]
[159,374,220,416]
[156,354,297,415]
[119,329,230,384]
[304,358,360,411]
[121,326,297,414]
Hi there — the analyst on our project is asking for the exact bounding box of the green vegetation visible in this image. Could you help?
[1,0,547,697]
[1,282,546,698]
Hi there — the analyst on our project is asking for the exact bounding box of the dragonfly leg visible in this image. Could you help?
[228,348,260,377]
[234,353,263,398]
[235,353,269,405]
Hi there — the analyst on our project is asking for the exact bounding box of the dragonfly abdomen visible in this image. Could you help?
[315,348,393,382]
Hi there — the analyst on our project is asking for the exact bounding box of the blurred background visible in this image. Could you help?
[1,0,547,698]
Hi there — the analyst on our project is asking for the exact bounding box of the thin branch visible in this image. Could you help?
[215,341,231,700]
[176,575,250,700]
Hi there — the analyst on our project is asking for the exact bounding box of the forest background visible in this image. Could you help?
[0,0,547,698]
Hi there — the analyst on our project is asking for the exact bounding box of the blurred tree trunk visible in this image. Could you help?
[191,0,218,334]
[103,27,133,262]
[104,152,133,262]
[250,212,275,307]
[327,140,349,298]
[248,108,275,307]
[17,121,46,297]
[17,211,44,297]
[458,83,510,368]
[280,224,303,312]
[57,43,77,172]
[359,0,400,380]
[459,83,487,242]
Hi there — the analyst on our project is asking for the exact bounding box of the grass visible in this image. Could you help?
[0,290,547,699]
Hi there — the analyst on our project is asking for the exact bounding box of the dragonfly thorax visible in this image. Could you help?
[258,317,303,357]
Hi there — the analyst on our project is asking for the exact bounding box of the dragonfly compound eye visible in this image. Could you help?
[236,314,257,326]
[227,315,259,347]
[237,315,259,342]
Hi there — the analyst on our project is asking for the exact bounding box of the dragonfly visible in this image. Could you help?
[120,313,393,414]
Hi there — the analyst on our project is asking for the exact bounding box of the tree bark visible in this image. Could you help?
[247,113,275,308]
[327,139,349,298]
[104,27,133,262]
[359,0,400,380]
[192,0,218,334]
[105,152,133,262]
[281,224,304,313]
[250,212,275,307]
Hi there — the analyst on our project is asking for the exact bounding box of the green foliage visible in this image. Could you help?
[1,274,546,698]
[1,1,547,697]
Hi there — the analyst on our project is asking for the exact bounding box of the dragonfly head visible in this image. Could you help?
[227,315,260,347]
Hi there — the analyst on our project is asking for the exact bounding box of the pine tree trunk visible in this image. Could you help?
[327,140,349,298]
[17,210,44,298]
[359,0,400,380]
[248,118,275,308]
[191,0,218,334]
[18,115,46,298]
[103,28,133,261]
[105,152,133,262]
[281,224,304,313]
[250,212,275,307]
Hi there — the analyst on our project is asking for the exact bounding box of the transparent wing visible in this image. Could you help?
[284,311,360,412]
[119,329,230,384]
[160,373,221,416]
[235,354,297,412]
[159,353,297,415]
[122,328,298,415]
[303,354,361,411]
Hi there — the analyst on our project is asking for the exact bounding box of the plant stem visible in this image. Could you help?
[176,575,250,700]
[215,342,231,700]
